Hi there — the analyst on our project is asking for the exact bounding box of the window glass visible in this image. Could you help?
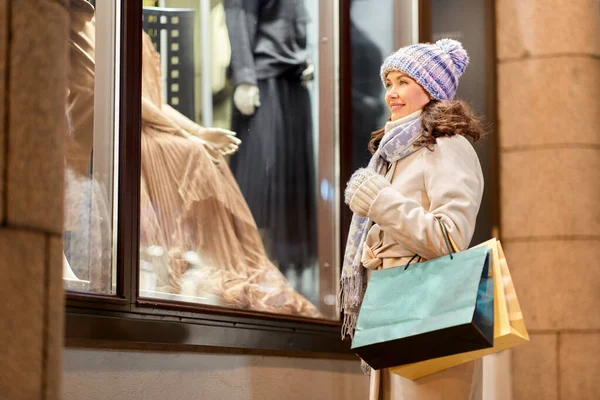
[350,0,394,170]
[63,0,119,294]
[138,0,338,320]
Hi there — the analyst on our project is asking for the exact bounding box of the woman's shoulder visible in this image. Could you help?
[424,135,482,175]
[435,134,476,150]
[429,135,479,160]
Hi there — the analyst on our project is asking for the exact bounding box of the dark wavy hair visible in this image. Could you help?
[368,99,483,155]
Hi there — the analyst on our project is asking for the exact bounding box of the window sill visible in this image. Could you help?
[65,306,356,360]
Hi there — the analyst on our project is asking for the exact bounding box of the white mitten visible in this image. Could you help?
[233,84,261,116]
[344,168,390,217]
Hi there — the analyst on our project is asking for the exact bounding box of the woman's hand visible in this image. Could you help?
[345,168,390,217]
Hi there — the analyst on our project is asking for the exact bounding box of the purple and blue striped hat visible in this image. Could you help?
[380,39,469,100]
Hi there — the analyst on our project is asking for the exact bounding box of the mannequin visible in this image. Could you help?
[65,0,322,318]
[138,30,320,317]
[65,0,237,292]
[224,0,318,285]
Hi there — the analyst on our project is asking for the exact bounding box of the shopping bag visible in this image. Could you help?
[351,221,495,370]
[390,239,529,379]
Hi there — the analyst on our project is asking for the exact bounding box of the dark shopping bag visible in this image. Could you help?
[351,222,494,370]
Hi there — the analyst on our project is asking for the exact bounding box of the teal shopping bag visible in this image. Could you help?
[351,244,494,370]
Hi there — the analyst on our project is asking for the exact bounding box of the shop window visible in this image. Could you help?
[63,0,348,356]
[137,0,338,321]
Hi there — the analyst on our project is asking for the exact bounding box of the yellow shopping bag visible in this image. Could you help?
[390,239,529,380]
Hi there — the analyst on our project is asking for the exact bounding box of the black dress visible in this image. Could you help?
[225,0,317,276]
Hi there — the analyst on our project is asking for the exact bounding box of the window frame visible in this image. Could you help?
[64,0,357,358]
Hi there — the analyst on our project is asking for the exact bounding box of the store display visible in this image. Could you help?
[63,0,322,317]
[225,0,318,278]
[139,31,321,317]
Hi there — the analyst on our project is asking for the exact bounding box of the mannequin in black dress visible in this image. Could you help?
[224,0,317,294]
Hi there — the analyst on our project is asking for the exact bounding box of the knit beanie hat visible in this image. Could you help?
[380,39,469,100]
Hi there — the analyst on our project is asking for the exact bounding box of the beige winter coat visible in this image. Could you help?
[362,133,484,270]
[362,114,485,399]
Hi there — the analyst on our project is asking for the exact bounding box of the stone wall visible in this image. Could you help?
[496,1,600,398]
[0,1,67,399]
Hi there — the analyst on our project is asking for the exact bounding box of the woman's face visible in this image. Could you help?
[384,71,431,121]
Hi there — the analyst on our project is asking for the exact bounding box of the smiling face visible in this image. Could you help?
[384,71,432,121]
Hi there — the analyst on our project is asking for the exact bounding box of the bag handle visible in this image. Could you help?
[403,254,423,270]
[436,217,458,258]
[404,217,456,270]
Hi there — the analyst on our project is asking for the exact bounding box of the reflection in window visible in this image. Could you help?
[350,0,393,170]
[63,0,116,294]
[138,1,335,319]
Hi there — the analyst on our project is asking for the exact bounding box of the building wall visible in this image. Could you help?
[63,349,369,400]
[0,1,67,399]
[496,1,600,399]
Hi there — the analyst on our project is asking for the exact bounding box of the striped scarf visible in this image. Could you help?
[339,112,424,339]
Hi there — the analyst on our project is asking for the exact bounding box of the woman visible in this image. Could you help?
[340,39,485,399]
